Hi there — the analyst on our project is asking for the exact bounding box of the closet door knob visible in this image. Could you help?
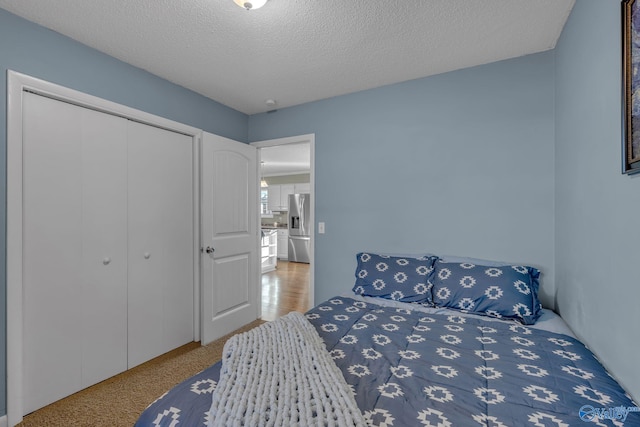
[103,257,111,265]
[144,252,151,259]
[204,246,215,254]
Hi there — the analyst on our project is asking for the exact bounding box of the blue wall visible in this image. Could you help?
[555,0,640,401]
[0,8,248,417]
[249,52,557,310]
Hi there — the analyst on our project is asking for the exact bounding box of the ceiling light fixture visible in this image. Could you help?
[233,0,268,10]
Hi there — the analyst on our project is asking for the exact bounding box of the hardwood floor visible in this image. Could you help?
[261,260,310,321]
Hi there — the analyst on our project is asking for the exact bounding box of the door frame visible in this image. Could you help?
[6,71,202,426]
[250,134,316,311]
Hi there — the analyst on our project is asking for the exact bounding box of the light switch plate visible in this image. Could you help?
[318,222,325,234]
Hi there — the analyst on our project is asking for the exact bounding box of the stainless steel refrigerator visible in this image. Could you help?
[288,193,310,263]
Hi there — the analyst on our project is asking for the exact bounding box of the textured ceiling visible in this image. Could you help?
[0,0,575,114]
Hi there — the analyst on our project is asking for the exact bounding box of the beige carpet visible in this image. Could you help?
[17,319,265,427]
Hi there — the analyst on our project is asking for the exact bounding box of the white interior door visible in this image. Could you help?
[201,132,259,345]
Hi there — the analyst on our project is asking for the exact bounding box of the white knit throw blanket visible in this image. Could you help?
[207,312,366,427]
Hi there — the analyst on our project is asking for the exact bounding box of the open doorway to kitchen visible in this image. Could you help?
[251,135,315,321]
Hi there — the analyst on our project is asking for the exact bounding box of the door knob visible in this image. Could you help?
[203,246,215,254]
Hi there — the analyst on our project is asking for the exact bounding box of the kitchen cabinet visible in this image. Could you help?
[281,184,294,204]
[294,183,311,194]
[261,229,278,273]
[266,183,309,212]
[267,185,281,212]
[277,229,289,259]
[267,184,294,211]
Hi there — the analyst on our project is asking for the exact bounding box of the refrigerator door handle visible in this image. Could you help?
[289,235,310,241]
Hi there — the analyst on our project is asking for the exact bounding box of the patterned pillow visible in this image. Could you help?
[352,252,437,304]
[430,259,542,324]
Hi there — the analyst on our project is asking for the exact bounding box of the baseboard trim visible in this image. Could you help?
[0,414,8,427]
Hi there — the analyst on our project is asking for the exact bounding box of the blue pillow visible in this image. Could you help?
[430,259,542,324]
[352,252,437,304]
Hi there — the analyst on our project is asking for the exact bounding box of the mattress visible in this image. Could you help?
[136,296,638,426]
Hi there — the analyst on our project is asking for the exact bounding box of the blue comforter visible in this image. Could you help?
[137,296,638,426]
[305,297,638,426]
[135,361,222,426]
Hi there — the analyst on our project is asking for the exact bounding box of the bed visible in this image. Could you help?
[136,253,639,426]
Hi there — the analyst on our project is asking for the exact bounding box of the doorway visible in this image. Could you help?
[250,135,315,320]
[261,261,310,321]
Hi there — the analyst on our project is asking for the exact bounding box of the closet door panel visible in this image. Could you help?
[23,93,84,413]
[22,93,129,412]
[127,121,194,368]
[80,108,128,388]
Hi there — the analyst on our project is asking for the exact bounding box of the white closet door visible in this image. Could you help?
[127,120,194,368]
[22,93,128,413]
[80,103,129,388]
